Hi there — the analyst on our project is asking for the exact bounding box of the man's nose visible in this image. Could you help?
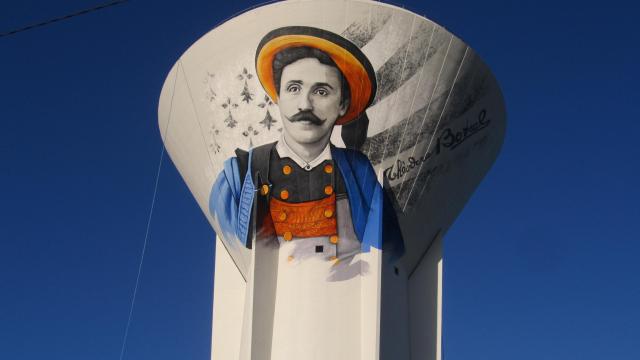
[297,92,313,111]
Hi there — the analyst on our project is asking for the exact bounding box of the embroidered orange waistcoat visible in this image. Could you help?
[269,194,337,238]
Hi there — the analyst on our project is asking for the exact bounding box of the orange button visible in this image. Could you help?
[324,164,333,174]
[282,165,292,175]
[287,255,294,262]
[278,212,287,221]
[329,235,338,244]
[260,184,269,195]
[324,185,333,195]
[283,231,293,241]
[323,209,334,218]
[280,189,289,200]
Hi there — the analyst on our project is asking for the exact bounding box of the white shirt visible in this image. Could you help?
[275,136,332,171]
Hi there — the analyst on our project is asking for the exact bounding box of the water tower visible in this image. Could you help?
[158,1,505,359]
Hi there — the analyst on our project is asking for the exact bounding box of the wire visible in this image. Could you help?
[118,145,163,360]
[0,0,128,38]
[117,56,178,360]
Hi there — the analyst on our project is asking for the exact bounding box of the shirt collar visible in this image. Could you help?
[276,136,332,171]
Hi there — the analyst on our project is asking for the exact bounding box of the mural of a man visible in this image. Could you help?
[207,26,405,359]
[209,27,405,357]
[210,26,403,267]
[155,4,506,355]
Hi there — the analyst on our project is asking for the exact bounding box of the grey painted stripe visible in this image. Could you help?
[370,20,436,105]
[341,9,392,48]
[364,52,491,167]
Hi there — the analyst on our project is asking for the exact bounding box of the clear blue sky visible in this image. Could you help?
[1,1,638,359]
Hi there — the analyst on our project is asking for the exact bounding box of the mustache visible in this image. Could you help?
[287,111,324,126]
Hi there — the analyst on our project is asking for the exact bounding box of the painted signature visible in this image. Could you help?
[383,109,491,182]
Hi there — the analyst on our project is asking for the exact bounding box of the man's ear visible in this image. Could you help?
[339,98,350,116]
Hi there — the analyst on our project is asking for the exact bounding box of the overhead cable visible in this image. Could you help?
[0,0,128,38]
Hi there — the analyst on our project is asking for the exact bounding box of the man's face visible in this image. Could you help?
[278,57,349,146]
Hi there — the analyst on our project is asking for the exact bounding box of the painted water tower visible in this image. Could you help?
[158,1,505,359]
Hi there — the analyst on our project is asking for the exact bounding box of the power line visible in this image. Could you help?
[0,0,128,38]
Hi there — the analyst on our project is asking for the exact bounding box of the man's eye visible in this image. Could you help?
[314,88,328,96]
[286,84,301,93]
